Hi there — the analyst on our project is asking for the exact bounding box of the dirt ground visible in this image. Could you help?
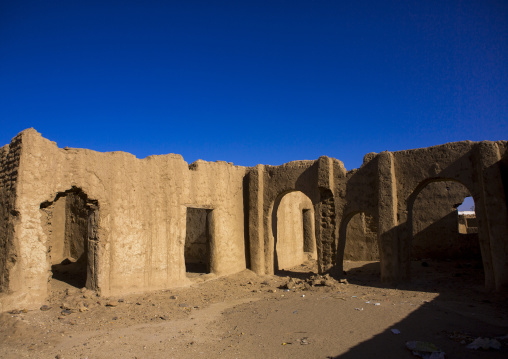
[1,259,507,359]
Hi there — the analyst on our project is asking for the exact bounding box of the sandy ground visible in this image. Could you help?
[1,259,507,359]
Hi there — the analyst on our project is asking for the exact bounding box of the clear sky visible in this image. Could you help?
[1,0,506,170]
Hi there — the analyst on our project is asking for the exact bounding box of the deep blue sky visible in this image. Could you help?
[1,0,506,170]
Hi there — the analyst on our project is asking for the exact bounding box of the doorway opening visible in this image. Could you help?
[40,187,99,291]
[184,208,213,274]
[274,191,316,271]
[341,212,380,283]
[410,180,482,290]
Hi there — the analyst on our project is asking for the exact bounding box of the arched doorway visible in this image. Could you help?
[409,180,482,288]
[273,191,317,271]
[338,211,380,283]
[411,181,480,261]
[40,187,99,291]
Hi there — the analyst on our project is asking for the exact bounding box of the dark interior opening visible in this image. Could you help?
[185,207,212,274]
[41,187,98,290]
[302,209,313,253]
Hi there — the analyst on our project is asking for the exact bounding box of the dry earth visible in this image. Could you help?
[1,260,507,359]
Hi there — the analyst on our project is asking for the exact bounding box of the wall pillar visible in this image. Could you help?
[377,152,402,282]
[315,156,336,273]
[474,142,508,291]
[248,165,265,275]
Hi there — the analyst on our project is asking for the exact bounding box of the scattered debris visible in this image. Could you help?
[466,337,501,350]
[406,341,445,359]
[279,274,340,291]
[299,337,310,345]
[8,309,28,315]
[448,331,474,344]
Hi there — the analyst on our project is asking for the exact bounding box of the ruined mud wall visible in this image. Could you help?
[251,158,346,275]
[1,129,247,310]
[412,181,480,260]
[378,141,508,290]
[0,134,22,293]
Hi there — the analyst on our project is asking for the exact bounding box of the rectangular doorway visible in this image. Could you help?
[185,207,213,274]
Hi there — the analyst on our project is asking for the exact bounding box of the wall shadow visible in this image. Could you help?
[329,261,508,358]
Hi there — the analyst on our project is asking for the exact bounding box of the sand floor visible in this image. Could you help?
[1,259,507,359]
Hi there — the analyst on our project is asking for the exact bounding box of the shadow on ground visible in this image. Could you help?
[329,260,508,358]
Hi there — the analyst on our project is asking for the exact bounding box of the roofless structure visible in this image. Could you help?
[1,129,507,311]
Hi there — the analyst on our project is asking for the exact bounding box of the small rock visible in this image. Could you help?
[160,315,169,320]
[268,289,277,293]
[311,279,322,287]
[105,300,119,307]
[40,305,51,311]
[81,289,95,299]
[169,295,177,300]
[61,303,72,310]
[60,309,72,316]
[339,278,349,285]
[323,280,335,287]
